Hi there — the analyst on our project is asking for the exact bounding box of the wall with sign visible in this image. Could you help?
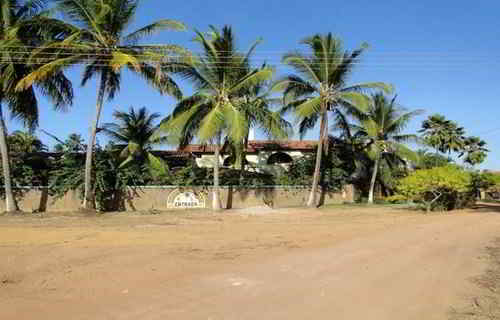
[0,186,354,212]
[123,186,354,211]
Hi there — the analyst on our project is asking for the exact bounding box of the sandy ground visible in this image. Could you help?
[1,204,500,320]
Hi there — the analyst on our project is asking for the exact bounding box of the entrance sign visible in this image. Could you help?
[167,190,206,209]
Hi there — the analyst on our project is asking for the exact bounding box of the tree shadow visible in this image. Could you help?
[470,202,500,213]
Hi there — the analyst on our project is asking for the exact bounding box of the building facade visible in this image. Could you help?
[180,140,317,172]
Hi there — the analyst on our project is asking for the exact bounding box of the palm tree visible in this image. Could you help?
[8,130,47,153]
[350,93,422,203]
[53,133,86,152]
[228,67,292,172]
[460,136,488,166]
[16,0,186,209]
[0,0,73,212]
[420,114,465,155]
[163,25,275,211]
[273,33,392,207]
[101,106,167,173]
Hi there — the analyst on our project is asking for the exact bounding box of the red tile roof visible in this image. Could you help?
[179,140,317,153]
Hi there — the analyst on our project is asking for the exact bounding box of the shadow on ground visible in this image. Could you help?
[471,202,500,213]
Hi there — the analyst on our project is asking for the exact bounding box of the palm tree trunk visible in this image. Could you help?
[238,136,249,183]
[0,103,18,212]
[212,135,222,211]
[368,157,380,204]
[307,111,326,208]
[82,74,107,210]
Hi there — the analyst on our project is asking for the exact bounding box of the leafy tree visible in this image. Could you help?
[414,149,453,169]
[101,106,168,176]
[350,93,421,203]
[460,136,488,166]
[53,133,86,152]
[17,0,186,209]
[8,130,46,153]
[50,144,147,211]
[164,25,275,210]
[276,150,350,192]
[0,0,73,212]
[396,165,473,212]
[420,115,488,167]
[420,114,465,155]
[469,171,500,200]
[273,33,392,207]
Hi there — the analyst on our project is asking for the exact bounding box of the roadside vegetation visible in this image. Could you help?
[0,0,494,213]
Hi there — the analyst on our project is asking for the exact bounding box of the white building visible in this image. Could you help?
[180,140,317,173]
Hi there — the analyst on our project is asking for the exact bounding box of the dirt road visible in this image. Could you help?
[1,206,500,319]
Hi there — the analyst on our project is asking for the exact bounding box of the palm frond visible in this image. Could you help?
[124,19,185,44]
[295,96,322,119]
[282,52,320,84]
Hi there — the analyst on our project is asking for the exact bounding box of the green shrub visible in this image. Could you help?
[385,194,409,204]
[50,146,147,211]
[275,153,350,191]
[396,165,473,212]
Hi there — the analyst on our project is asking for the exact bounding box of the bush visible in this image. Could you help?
[275,153,350,192]
[50,146,148,211]
[396,165,473,212]
[385,194,409,204]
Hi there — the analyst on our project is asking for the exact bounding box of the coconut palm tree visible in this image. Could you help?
[0,0,73,212]
[16,0,186,209]
[163,25,275,210]
[350,93,422,203]
[273,33,392,207]
[101,106,167,171]
[229,67,292,172]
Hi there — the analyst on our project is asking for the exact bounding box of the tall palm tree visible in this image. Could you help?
[273,33,392,207]
[350,93,422,203]
[163,25,275,211]
[101,106,167,171]
[0,0,73,212]
[229,67,292,172]
[17,0,186,209]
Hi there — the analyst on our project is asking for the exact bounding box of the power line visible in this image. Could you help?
[1,44,498,55]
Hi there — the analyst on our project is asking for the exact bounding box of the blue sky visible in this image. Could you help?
[10,0,500,168]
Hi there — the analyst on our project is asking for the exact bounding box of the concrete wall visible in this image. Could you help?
[1,185,354,212]
[0,189,81,212]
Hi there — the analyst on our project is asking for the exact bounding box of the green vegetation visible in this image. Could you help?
[395,165,474,212]
[273,33,391,207]
[0,0,73,212]
[348,93,422,204]
[162,25,286,210]
[16,0,186,210]
[0,0,492,212]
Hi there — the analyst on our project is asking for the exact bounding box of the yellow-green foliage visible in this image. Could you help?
[396,165,472,211]
[398,166,471,197]
[484,173,500,188]
[385,194,409,204]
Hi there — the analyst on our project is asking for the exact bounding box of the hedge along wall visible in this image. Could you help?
[0,185,355,212]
